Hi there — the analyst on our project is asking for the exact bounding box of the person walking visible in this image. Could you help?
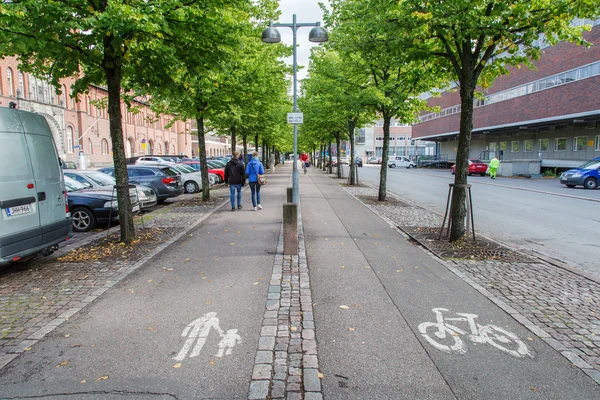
[488,156,500,180]
[224,151,246,211]
[300,151,309,174]
[245,151,265,211]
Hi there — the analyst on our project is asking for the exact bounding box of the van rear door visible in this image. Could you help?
[0,108,42,253]
[20,112,69,244]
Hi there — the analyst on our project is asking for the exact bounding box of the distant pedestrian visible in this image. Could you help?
[245,151,265,211]
[224,151,246,211]
[489,156,500,180]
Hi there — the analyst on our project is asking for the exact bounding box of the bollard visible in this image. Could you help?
[283,203,298,255]
[287,187,293,203]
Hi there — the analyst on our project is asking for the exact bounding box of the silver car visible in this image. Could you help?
[64,170,158,210]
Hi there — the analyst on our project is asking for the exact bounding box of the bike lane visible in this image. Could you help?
[300,171,600,399]
[0,172,289,399]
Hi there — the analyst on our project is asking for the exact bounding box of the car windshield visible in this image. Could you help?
[84,171,116,186]
[64,175,87,192]
[176,164,196,173]
[578,160,600,169]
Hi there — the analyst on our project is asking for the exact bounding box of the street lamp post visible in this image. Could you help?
[262,15,328,204]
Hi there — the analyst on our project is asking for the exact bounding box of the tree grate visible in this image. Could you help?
[398,226,534,263]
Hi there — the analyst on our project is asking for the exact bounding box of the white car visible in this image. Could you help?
[63,170,158,210]
[339,156,350,165]
[388,156,416,169]
[135,156,176,165]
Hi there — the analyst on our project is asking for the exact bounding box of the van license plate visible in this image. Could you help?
[6,204,32,217]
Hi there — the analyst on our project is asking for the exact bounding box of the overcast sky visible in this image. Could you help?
[275,0,327,83]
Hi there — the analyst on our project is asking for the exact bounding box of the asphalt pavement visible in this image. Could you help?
[0,162,599,399]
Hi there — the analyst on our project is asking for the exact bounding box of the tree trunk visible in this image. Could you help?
[335,134,342,178]
[255,133,259,152]
[378,112,391,201]
[230,124,236,155]
[348,119,356,185]
[103,49,134,244]
[197,115,210,201]
[318,144,323,169]
[450,77,476,241]
[327,141,333,174]
[242,134,247,165]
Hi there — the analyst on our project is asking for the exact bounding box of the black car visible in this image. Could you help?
[64,176,140,232]
[355,157,363,167]
[98,165,184,204]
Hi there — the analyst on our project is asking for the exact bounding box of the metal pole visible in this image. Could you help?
[292,14,299,204]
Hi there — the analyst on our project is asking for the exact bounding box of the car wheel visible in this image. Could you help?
[71,207,97,232]
[389,164,396,168]
[565,184,576,188]
[583,178,598,189]
[185,181,199,193]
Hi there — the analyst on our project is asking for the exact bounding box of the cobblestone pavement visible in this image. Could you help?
[0,189,228,369]
[248,209,323,400]
[341,183,600,384]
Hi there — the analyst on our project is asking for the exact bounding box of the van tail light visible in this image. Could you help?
[162,177,176,184]
[27,183,34,189]
[64,190,69,213]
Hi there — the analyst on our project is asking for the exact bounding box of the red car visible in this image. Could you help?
[179,161,225,183]
[451,159,488,176]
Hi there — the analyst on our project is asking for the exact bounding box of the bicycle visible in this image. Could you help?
[418,308,532,358]
[303,161,308,174]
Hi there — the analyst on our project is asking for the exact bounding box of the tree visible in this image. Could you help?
[393,0,599,240]
[325,0,435,199]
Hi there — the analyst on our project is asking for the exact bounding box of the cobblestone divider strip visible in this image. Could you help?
[248,207,322,400]
[332,177,600,385]
[0,195,230,371]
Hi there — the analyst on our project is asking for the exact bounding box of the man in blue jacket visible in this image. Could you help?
[245,151,265,211]
[224,151,246,211]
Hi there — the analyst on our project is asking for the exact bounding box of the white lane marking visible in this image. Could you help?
[174,312,241,361]
[419,308,533,358]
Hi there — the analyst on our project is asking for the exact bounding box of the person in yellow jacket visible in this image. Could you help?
[488,156,500,179]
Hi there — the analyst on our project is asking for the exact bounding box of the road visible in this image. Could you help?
[350,164,600,276]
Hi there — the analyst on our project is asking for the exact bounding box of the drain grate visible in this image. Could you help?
[398,226,534,263]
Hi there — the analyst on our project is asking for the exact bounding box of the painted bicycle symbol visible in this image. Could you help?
[418,308,533,358]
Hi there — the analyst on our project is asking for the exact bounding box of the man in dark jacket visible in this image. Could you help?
[224,151,246,211]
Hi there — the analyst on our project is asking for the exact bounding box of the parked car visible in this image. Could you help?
[98,165,183,204]
[324,156,338,167]
[368,156,381,164]
[388,156,417,169]
[355,157,363,167]
[0,106,71,264]
[560,157,600,189]
[135,156,177,165]
[339,156,350,165]
[179,161,225,183]
[63,170,157,210]
[61,160,78,169]
[450,159,488,176]
[64,176,140,232]
[169,163,210,193]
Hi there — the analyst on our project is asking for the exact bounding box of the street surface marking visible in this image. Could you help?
[418,308,533,358]
[174,312,240,361]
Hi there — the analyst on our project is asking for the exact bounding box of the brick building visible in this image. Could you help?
[0,56,198,168]
[412,19,600,173]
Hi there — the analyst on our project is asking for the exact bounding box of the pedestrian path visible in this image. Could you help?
[299,166,600,399]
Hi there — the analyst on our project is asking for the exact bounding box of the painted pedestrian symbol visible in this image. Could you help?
[418,308,533,358]
[174,312,241,361]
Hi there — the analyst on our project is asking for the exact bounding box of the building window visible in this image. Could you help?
[88,139,93,155]
[539,138,549,152]
[511,141,520,152]
[7,68,14,96]
[573,136,587,151]
[101,139,109,155]
[500,142,507,153]
[62,84,68,107]
[18,71,24,97]
[66,126,74,154]
[596,135,600,151]
[523,140,533,152]
[149,139,154,154]
[555,137,567,151]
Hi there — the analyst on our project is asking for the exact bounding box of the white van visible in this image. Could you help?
[0,106,72,264]
[388,156,417,169]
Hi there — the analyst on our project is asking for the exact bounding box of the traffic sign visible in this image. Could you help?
[287,112,303,124]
